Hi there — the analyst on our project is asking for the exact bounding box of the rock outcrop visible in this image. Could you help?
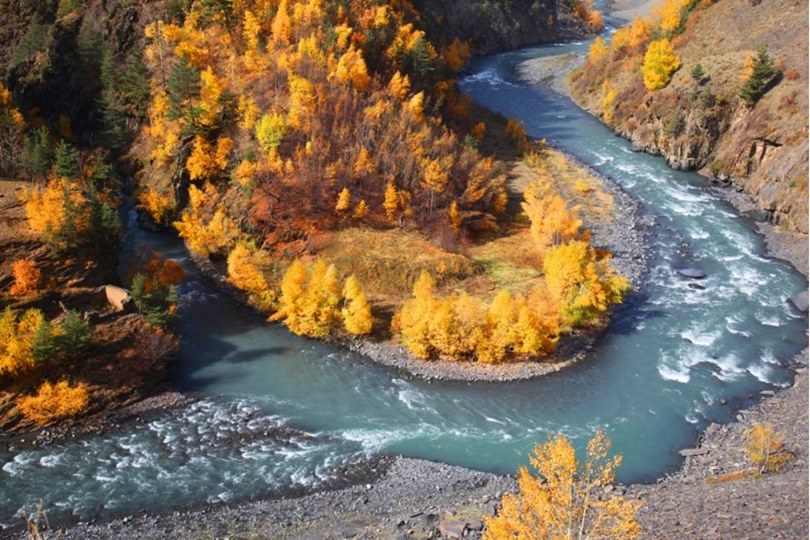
[570,0,808,234]
[415,0,592,55]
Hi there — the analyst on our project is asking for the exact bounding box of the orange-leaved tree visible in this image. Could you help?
[484,430,642,539]
[9,259,42,297]
[17,380,89,424]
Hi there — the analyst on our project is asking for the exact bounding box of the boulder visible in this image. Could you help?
[104,285,132,311]
[438,519,466,539]
[678,268,706,279]
[678,447,710,457]
[788,290,809,312]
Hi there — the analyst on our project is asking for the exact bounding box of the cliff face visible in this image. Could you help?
[571,0,808,234]
[414,0,591,54]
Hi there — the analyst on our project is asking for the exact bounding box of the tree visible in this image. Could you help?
[255,112,287,151]
[690,63,705,83]
[24,126,53,177]
[273,259,308,328]
[383,182,400,223]
[746,423,792,473]
[167,55,201,121]
[130,272,179,328]
[342,275,373,335]
[57,311,92,353]
[0,308,47,376]
[227,240,276,311]
[484,430,642,540]
[522,180,582,257]
[543,241,630,326]
[25,175,92,251]
[9,259,42,297]
[739,47,780,106]
[642,39,681,90]
[588,37,608,64]
[335,187,351,214]
[17,380,89,424]
[395,271,436,358]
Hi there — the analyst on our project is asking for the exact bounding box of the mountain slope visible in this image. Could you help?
[571,0,808,233]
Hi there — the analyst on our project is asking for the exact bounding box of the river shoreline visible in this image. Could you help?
[7,17,809,540]
[184,142,649,384]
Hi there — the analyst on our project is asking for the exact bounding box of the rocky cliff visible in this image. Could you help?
[414,0,591,54]
[570,0,808,234]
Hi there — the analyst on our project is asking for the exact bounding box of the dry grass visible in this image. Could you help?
[317,227,479,304]
[706,470,754,484]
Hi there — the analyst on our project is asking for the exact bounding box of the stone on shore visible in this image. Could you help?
[788,290,808,312]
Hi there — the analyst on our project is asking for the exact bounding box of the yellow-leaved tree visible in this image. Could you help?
[342,275,373,335]
[227,241,277,311]
[642,39,681,90]
[0,308,46,377]
[395,270,436,358]
[522,179,582,257]
[272,259,342,338]
[484,430,642,540]
[543,241,630,327]
[746,423,793,473]
[588,36,608,64]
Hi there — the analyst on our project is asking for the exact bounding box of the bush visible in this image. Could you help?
[664,110,685,137]
[746,423,793,473]
[9,259,41,297]
[17,380,89,424]
[642,39,681,90]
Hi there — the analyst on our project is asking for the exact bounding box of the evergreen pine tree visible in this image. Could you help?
[53,140,79,177]
[24,126,53,176]
[740,47,780,106]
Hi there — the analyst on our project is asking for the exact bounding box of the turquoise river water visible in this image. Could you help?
[0,32,806,527]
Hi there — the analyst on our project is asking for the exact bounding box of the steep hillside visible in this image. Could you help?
[570,0,808,234]
[414,0,591,54]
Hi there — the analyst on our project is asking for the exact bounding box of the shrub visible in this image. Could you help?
[784,69,800,81]
[664,110,685,137]
[746,423,793,473]
[484,430,642,539]
[17,380,89,424]
[642,39,681,90]
[9,259,41,297]
[690,63,705,83]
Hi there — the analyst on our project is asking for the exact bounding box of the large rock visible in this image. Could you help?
[104,285,132,311]
[438,519,466,539]
[678,268,706,279]
[788,290,809,312]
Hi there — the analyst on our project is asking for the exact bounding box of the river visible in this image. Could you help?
[0,33,806,528]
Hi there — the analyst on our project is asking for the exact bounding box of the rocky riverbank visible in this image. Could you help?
[186,148,649,384]
[512,33,809,539]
